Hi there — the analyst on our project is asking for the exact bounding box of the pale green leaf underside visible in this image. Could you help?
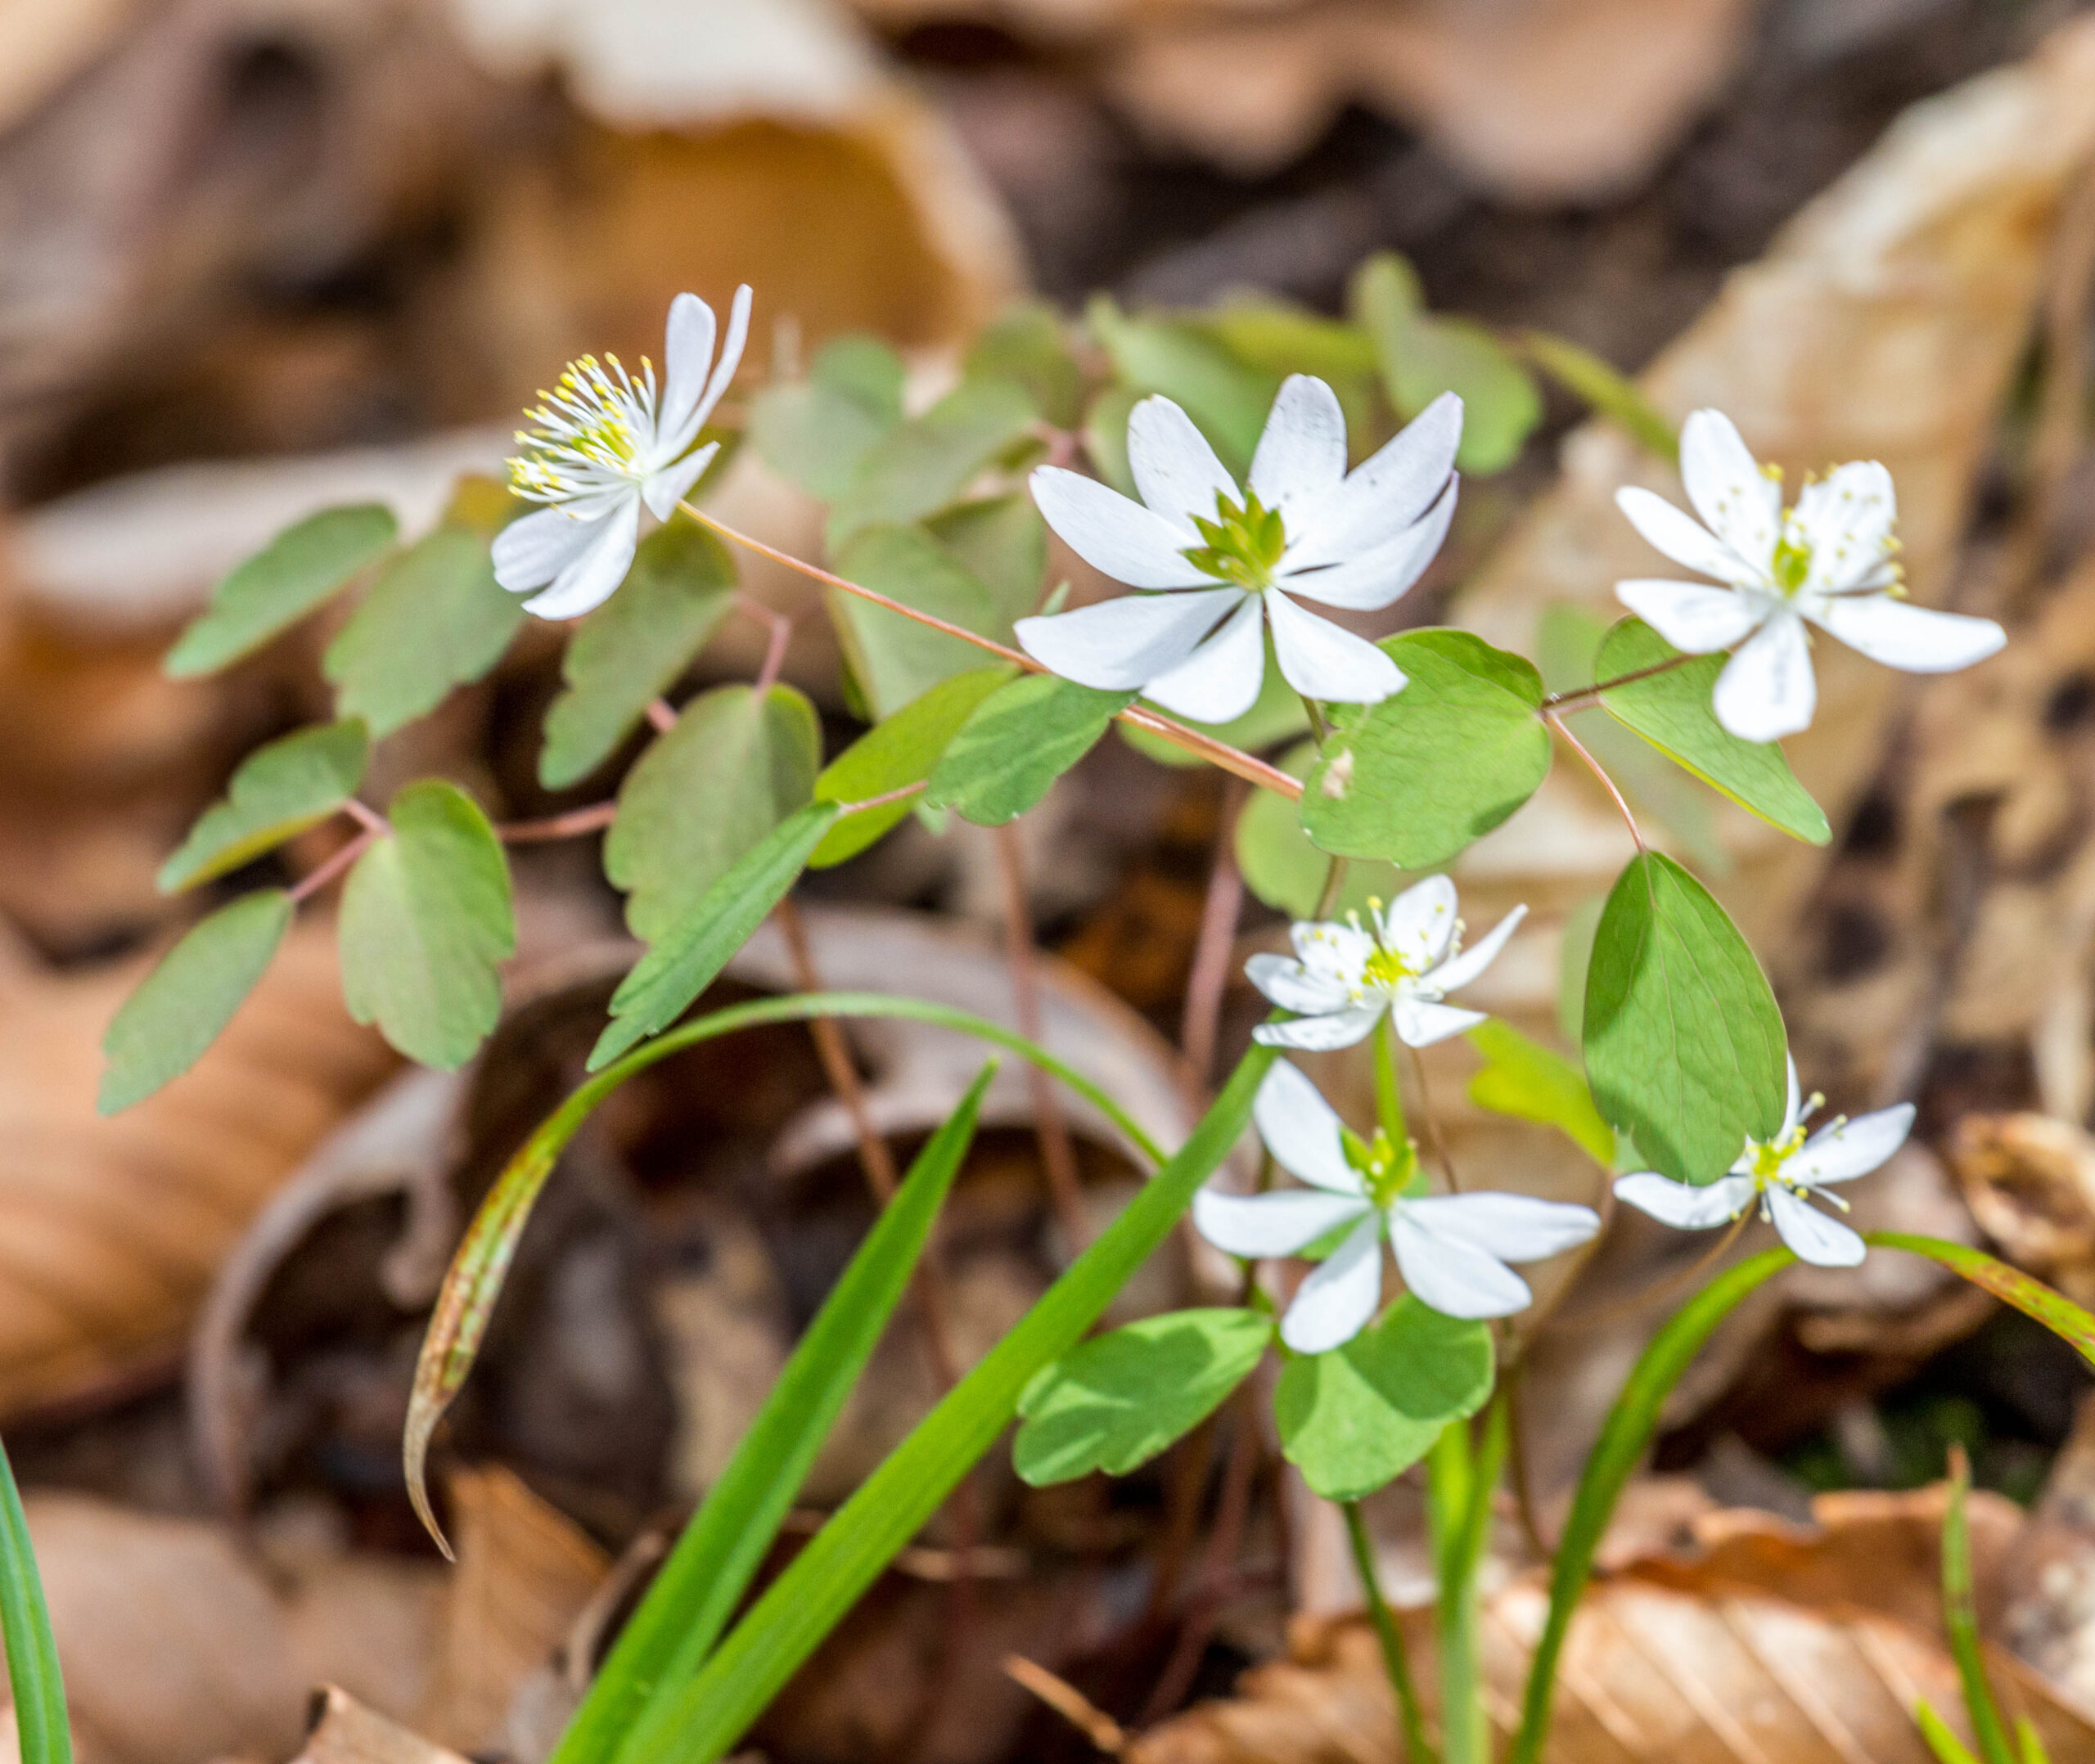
[1464,1019,1614,1168]
[167,504,396,677]
[159,721,369,893]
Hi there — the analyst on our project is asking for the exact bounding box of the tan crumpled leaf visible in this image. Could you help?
[293,1689,469,1764]
[1949,1114,2095,1308]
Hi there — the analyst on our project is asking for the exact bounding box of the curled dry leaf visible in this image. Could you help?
[1949,1114,2095,1308]
[293,1689,469,1764]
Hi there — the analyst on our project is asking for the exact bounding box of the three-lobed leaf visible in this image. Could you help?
[829,520,1027,719]
[606,684,819,941]
[340,781,516,1069]
[158,721,369,893]
[1464,1019,1614,1168]
[1304,630,1551,868]
[1013,1308,1273,1485]
[1275,1297,1494,1501]
[166,504,396,677]
[926,674,1134,826]
[826,376,1038,549]
[1582,851,1786,1184]
[324,524,523,737]
[1596,618,1829,845]
[538,520,737,788]
[99,890,294,1113]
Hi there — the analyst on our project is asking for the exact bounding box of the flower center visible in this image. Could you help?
[1769,532,1812,596]
[508,354,656,501]
[1182,489,1286,590]
[1361,945,1413,992]
[1358,1128,1418,1209]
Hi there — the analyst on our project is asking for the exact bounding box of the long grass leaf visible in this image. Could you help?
[0,1436,70,1764]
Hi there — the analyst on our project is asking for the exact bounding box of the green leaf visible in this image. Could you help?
[827,376,1038,548]
[829,523,1016,718]
[966,303,1084,430]
[1582,852,1786,1184]
[99,890,293,1113]
[1942,1447,2018,1764]
[1520,330,1679,462]
[158,721,369,892]
[624,1042,1277,1764]
[1087,296,1273,473]
[1867,1233,2095,1369]
[538,520,737,789]
[165,505,396,677]
[1303,630,1552,868]
[1083,384,1143,498]
[1119,641,1309,768]
[926,673,1134,825]
[1235,740,1399,919]
[591,801,842,1070]
[340,781,515,1069]
[1507,1247,1795,1764]
[746,335,903,500]
[1275,1297,1494,1501]
[811,666,1014,867]
[0,1435,70,1764]
[924,493,1045,627]
[1595,619,1829,845]
[1014,1308,1273,1485]
[605,684,819,941]
[1351,254,1540,475]
[1918,1705,1984,1764]
[552,1064,993,1764]
[1464,1020,1614,1168]
[324,524,525,737]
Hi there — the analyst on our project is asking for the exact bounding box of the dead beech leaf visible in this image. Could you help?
[294,1688,468,1764]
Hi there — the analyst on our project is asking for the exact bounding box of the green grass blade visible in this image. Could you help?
[1918,1702,1984,1764]
[1507,1247,1794,1764]
[1867,1232,2095,1366]
[554,1064,995,1764]
[0,1436,71,1764]
[615,1042,1277,1764]
[1943,1447,2017,1764]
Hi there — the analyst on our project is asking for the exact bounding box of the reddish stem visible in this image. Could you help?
[289,826,378,902]
[1544,709,1644,850]
[498,801,619,844]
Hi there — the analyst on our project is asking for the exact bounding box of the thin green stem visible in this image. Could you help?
[1343,1500,1435,1764]
[1944,1444,2017,1764]
[1428,1418,1489,1764]
[1540,650,1697,714]
[1314,853,1349,919]
[1372,1015,1408,1149]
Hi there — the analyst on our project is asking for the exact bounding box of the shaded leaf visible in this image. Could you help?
[538,519,737,789]
[1303,630,1551,868]
[159,722,369,893]
[606,684,819,941]
[591,801,843,1070]
[1582,852,1786,1184]
[99,891,294,1113]
[747,335,903,501]
[1465,1019,1614,1168]
[325,526,524,737]
[166,505,396,677]
[966,303,1084,430]
[1014,1308,1273,1485]
[1596,618,1830,845]
[340,782,515,1069]
[830,523,1017,718]
[924,493,1045,625]
[810,665,1014,867]
[827,376,1038,548]
[1274,1297,1494,1501]
[1235,740,1399,920]
[926,673,1134,825]
[1521,328,1681,461]
[1088,295,1273,472]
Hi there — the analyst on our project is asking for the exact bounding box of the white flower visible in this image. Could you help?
[1247,875,1525,1054]
[1613,1058,1913,1267]
[1015,376,1462,723]
[1193,1061,1599,1352]
[493,286,753,619]
[1614,410,2003,743]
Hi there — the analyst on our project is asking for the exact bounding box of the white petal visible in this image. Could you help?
[1403,1191,1600,1262]
[1193,1186,1372,1258]
[1244,953,1352,1015]
[1791,1103,1913,1186]
[1144,594,1268,723]
[1281,1213,1385,1352]
[1614,1171,1755,1230]
[691,283,753,438]
[1294,918,1374,982]
[1128,395,1238,525]
[1254,1005,1386,1052]
[1791,461,1895,594]
[1713,610,1815,742]
[1767,1186,1866,1267]
[1249,375,1348,520]
[642,439,719,520]
[1426,904,1527,994]
[1253,1060,1365,1195]
[1377,876,1460,969]
[1809,595,2005,674]
[1389,1211,1532,1319]
[1614,578,1768,654]
[1016,588,1243,691]
[1267,592,1403,704]
[1281,479,1456,612]
[1679,410,1782,572]
[1029,466,1210,589]
[659,291,718,443]
[1615,488,1762,587]
[521,497,641,619]
[1390,998,1487,1047]
[493,503,606,593]
[1298,392,1461,566]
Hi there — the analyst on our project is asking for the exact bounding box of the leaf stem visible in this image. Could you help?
[737,593,794,696]
[1944,1442,2018,1764]
[1407,1042,1462,1193]
[288,826,378,902]
[684,504,1303,800]
[1539,650,1697,714]
[1343,1499,1435,1764]
[1543,709,1644,851]
[498,801,619,844]
[1181,780,1249,1085]
[1372,1015,1408,1149]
